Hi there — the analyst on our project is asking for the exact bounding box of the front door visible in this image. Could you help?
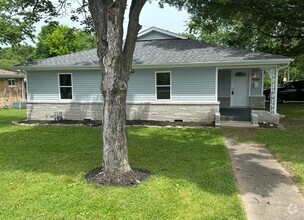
[231,69,249,107]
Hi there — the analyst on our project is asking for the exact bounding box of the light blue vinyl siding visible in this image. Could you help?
[128,67,216,102]
[250,69,263,96]
[127,70,155,102]
[73,71,102,101]
[172,67,216,101]
[28,68,217,103]
[27,70,103,102]
[27,71,59,101]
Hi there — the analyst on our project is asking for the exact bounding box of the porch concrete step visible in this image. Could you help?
[220,121,257,128]
[221,115,251,121]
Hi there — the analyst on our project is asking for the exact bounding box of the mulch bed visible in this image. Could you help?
[17,119,213,127]
[85,167,151,187]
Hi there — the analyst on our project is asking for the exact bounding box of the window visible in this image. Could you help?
[8,79,16,87]
[235,72,246,77]
[156,72,171,99]
[59,74,73,99]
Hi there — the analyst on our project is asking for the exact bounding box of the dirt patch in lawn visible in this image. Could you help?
[85,167,151,187]
[258,121,279,128]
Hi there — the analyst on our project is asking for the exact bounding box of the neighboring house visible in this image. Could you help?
[0,69,25,108]
[18,27,292,124]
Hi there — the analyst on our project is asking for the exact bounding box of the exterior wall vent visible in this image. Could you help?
[174,119,183,122]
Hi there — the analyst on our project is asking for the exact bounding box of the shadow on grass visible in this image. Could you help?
[0,125,237,196]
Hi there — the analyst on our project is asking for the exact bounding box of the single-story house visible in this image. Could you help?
[0,69,25,108]
[18,27,293,124]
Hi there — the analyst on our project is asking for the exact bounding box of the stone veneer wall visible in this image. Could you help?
[218,97,230,108]
[249,96,265,109]
[219,96,265,109]
[251,110,280,124]
[27,102,219,123]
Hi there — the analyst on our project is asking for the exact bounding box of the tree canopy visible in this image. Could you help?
[0,0,58,45]
[164,0,304,56]
[0,45,35,70]
[35,21,96,59]
[163,0,304,79]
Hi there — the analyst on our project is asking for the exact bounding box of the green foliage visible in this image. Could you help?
[36,22,96,59]
[163,0,304,85]
[0,21,96,69]
[0,0,58,45]
[173,0,304,57]
[0,109,245,219]
[0,45,35,70]
[290,56,304,80]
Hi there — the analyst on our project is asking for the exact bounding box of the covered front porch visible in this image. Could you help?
[216,65,290,125]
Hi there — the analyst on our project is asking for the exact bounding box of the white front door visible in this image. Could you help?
[231,69,249,107]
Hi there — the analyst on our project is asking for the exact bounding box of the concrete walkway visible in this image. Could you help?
[224,138,304,220]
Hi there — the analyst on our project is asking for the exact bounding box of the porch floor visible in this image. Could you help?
[220,108,252,121]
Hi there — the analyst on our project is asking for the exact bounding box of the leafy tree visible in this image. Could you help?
[0,45,35,70]
[36,22,96,59]
[163,0,304,82]
[0,1,57,45]
[163,0,304,58]
[0,0,148,183]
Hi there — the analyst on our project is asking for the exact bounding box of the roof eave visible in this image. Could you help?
[0,74,25,78]
[16,58,294,71]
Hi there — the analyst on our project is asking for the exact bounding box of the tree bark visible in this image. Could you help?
[88,0,146,174]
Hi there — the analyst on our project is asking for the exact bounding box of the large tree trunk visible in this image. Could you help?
[88,0,146,175]
[102,59,131,173]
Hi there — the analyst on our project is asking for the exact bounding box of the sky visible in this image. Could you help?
[30,1,189,45]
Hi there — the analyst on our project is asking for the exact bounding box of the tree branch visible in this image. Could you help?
[243,21,304,39]
[123,0,147,71]
[88,0,110,62]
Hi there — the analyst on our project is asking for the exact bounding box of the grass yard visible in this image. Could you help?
[0,109,245,219]
[265,103,304,119]
[223,103,304,188]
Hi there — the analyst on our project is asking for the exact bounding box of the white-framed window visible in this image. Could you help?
[58,73,73,99]
[8,79,16,87]
[156,71,171,100]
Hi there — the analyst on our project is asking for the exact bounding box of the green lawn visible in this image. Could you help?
[265,103,304,119]
[0,109,245,219]
[223,103,304,188]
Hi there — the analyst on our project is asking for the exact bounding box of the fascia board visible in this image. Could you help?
[0,74,25,78]
[16,58,294,71]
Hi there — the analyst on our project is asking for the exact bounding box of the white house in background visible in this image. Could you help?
[18,27,293,124]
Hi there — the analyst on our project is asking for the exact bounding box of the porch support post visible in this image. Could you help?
[264,67,278,114]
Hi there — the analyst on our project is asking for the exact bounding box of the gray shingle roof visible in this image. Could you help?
[20,39,290,68]
[0,69,24,78]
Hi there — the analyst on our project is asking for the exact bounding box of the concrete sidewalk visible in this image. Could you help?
[225,138,304,220]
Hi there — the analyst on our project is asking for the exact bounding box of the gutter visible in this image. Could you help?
[15,59,294,71]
